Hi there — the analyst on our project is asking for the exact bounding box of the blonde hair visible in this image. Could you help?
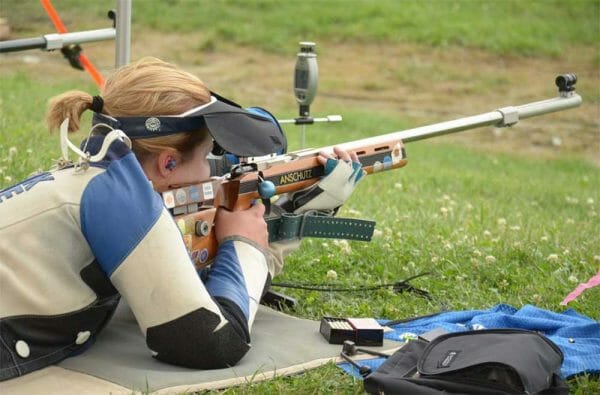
[46,57,211,163]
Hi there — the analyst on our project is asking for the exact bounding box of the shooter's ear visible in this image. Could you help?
[157,150,178,177]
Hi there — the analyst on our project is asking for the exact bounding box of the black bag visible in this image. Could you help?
[363,329,568,395]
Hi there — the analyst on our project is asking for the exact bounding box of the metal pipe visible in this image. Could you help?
[0,29,115,53]
[44,28,116,50]
[115,0,132,67]
[0,37,47,53]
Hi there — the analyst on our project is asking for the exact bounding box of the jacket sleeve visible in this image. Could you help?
[80,154,270,368]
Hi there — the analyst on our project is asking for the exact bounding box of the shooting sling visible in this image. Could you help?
[266,211,375,243]
[362,329,568,395]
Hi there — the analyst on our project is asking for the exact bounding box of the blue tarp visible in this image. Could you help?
[340,304,599,379]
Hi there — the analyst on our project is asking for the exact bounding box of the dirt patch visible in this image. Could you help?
[1,30,598,163]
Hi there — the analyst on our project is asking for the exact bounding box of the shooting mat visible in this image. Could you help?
[0,302,399,394]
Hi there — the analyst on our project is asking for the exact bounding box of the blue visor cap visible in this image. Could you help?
[92,95,286,157]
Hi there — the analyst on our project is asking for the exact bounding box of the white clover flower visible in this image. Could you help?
[485,255,496,264]
[333,239,352,254]
[547,254,559,263]
[590,210,598,218]
[26,148,33,155]
[440,207,449,215]
[551,136,562,147]
[563,249,570,255]
[8,147,17,157]
[566,196,579,204]
[465,203,474,211]
[497,218,507,226]
[394,183,403,190]
[347,208,362,216]
[443,194,451,201]
[568,275,578,283]
[509,225,521,231]
[594,255,600,263]
[455,275,465,281]
[587,198,595,205]
[321,242,330,248]
[3,176,12,183]
[444,242,453,250]
[566,218,575,224]
[326,270,338,280]
[372,229,383,238]
[483,230,492,237]
[540,236,549,242]
[431,256,439,263]
[532,294,542,303]
[473,249,482,257]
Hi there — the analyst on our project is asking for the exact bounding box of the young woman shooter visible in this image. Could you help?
[0,57,364,380]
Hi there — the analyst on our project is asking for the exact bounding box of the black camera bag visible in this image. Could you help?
[363,329,568,395]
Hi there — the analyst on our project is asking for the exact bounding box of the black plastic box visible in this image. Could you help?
[320,317,383,346]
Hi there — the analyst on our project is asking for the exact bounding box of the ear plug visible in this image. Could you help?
[165,158,177,170]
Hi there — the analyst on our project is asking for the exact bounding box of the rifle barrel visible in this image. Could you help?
[330,92,582,151]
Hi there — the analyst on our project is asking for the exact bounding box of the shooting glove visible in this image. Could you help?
[288,158,365,214]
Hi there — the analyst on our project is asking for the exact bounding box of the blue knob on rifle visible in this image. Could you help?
[258,180,276,199]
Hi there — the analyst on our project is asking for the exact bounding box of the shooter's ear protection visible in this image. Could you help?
[165,158,177,170]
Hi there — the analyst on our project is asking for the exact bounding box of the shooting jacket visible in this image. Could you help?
[0,136,270,381]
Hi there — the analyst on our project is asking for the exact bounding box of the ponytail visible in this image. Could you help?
[44,57,212,163]
[46,91,96,133]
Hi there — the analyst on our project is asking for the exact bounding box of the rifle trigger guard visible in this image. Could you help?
[497,106,519,127]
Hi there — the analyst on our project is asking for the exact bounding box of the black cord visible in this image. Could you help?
[271,272,433,300]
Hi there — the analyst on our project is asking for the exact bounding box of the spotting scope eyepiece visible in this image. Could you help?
[555,73,577,93]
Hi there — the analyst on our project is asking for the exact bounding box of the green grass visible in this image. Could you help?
[1,1,598,394]
[1,72,598,393]
[3,0,599,56]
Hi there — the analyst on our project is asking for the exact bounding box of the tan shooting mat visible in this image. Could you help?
[0,302,399,394]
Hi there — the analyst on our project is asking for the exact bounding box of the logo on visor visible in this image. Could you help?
[145,117,161,132]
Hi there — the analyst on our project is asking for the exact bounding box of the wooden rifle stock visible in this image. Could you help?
[162,78,582,268]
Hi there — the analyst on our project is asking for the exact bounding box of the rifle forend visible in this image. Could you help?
[163,74,582,268]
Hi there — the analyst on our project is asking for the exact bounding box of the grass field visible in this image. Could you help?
[1,1,599,393]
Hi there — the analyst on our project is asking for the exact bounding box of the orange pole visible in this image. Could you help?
[40,0,105,88]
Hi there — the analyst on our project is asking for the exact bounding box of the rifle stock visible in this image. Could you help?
[162,77,582,268]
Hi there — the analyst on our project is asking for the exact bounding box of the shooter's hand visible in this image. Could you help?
[290,146,365,214]
[215,204,268,249]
